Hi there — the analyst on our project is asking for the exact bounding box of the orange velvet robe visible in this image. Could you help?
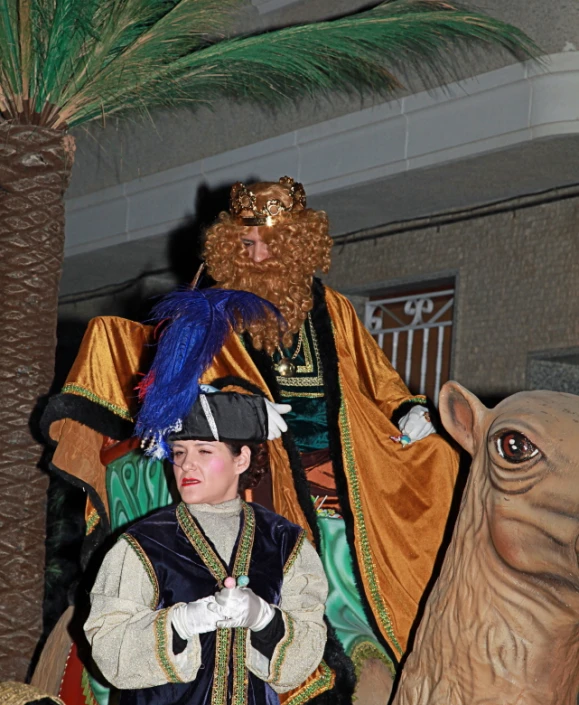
[48,285,458,662]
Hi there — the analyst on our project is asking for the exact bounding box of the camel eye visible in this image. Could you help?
[494,431,539,464]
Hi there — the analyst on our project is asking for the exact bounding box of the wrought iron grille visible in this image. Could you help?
[364,289,455,404]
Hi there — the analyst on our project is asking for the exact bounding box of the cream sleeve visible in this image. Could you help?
[247,535,328,692]
[84,536,201,689]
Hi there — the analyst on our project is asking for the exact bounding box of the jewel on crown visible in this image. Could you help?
[230,176,306,225]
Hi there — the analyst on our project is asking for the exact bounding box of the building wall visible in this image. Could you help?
[326,194,579,398]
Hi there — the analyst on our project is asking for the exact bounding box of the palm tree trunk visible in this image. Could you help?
[0,123,74,680]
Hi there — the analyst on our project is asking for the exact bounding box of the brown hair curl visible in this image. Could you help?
[225,441,269,490]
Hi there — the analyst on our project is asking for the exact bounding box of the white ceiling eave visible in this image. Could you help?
[64,52,579,258]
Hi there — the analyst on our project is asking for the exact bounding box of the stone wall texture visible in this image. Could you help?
[326,194,579,399]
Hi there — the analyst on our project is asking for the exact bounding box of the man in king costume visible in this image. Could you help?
[44,177,459,703]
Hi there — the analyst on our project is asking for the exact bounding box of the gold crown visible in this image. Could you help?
[230,176,307,226]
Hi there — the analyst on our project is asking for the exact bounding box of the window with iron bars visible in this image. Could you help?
[364,281,455,405]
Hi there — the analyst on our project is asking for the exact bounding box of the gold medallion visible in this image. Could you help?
[277,358,297,378]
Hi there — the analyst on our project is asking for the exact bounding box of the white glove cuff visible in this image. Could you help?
[171,603,190,640]
[265,399,291,440]
[251,600,276,632]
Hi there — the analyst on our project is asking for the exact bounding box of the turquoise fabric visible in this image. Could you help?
[317,516,393,672]
[273,315,329,452]
[85,673,111,705]
[281,396,328,453]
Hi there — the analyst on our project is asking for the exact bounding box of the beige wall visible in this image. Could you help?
[326,195,579,398]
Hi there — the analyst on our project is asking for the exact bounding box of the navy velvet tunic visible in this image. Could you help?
[120,501,304,705]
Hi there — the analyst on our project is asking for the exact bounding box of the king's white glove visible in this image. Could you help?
[171,596,226,639]
[265,400,292,440]
[398,406,435,443]
[210,586,275,631]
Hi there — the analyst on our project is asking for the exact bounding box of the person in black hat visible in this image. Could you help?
[84,389,329,705]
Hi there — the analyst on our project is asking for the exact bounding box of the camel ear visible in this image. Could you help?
[439,381,487,457]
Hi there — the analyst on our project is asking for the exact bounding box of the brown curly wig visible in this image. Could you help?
[203,182,332,354]
[224,441,269,491]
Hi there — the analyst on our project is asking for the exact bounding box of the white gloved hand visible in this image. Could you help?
[200,384,219,394]
[398,406,436,443]
[210,586,275,631]
[171,595,226,639]
[265,399,292,440]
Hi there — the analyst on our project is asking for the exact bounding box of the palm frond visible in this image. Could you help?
[57,0,238,106]
[167,2,541,104]
[0,0,541,128]
[0,0,239,123]
[34,0,100,113]
[0,0,21,106]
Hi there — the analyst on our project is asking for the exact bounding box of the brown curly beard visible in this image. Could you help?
[204,209,332,354]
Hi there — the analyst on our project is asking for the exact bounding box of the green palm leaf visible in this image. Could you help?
[0,0,540,129]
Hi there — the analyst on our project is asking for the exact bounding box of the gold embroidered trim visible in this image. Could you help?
[232,503,255,578]
[270,612,295,685]
[402,396,427,406]
[232,628,249,705]
[177,502,255,705]
[177,502,255,586]
[279,389,325,399]
[61,383,133,420]
[295,318,314,373]
[154,610,182,683]
[283,530,306,575]
[276,376,323,388]
[81,668,99,705]
[85,508,100,536]
[120,534,159,608]
[277,314,324,388]
[350,639,396,679]
[339,391,403,656]
[177,503,227,584]
[273,317,313,375]
[212,628,232,705]
[284,660,335,705]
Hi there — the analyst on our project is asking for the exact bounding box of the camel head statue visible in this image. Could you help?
[441,382,579,587]
[393,382,579,705]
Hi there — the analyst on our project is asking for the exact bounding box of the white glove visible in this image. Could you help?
[398,406,435,443]
[265,399,292,440]
[171,595,226,639]
[200,384,219,393]
[210,586,275,631]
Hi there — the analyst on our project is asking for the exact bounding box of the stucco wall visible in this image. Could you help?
[326,194,579,398]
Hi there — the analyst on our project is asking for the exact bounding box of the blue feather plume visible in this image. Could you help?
[135,288,282,456]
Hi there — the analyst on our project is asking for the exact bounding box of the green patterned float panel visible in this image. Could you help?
[107,449,174,531]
